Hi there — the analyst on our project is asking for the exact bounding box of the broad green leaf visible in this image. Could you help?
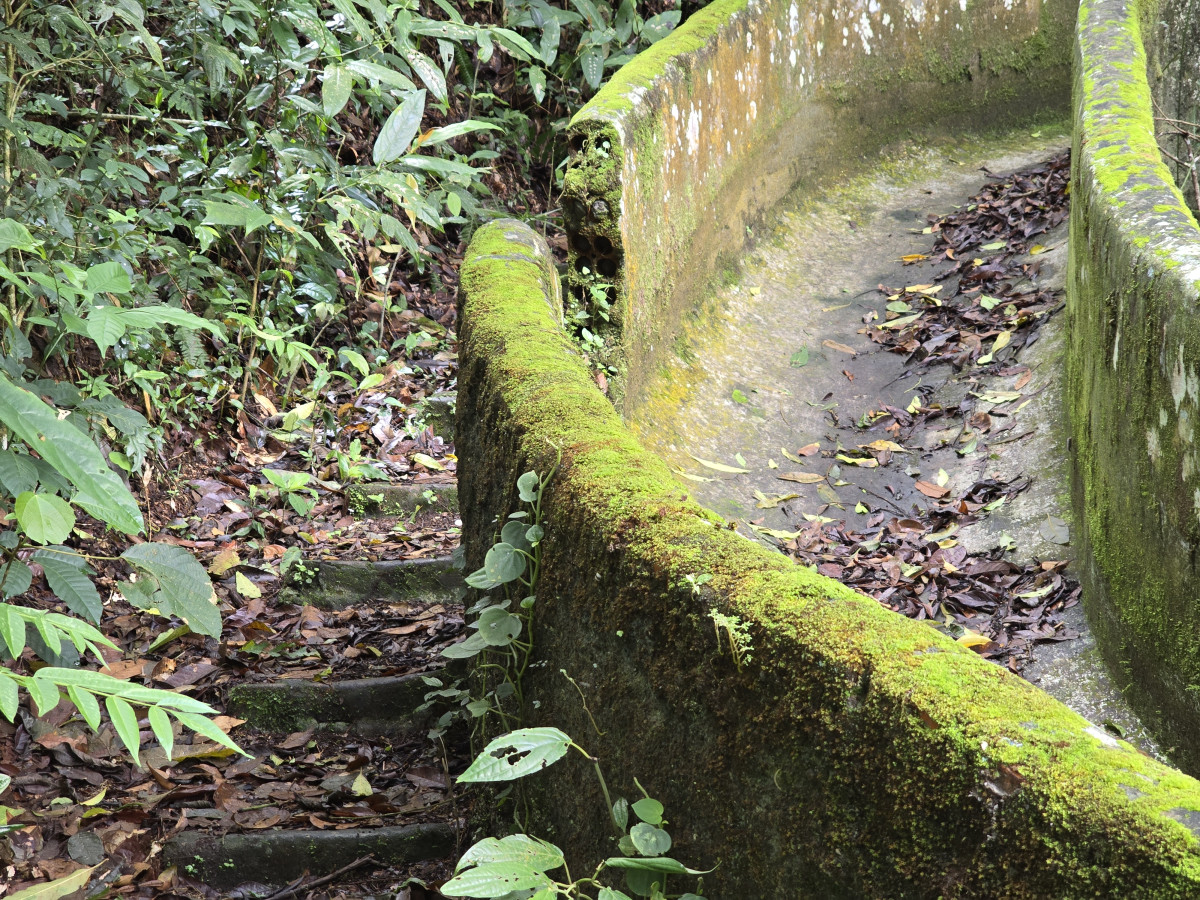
[0,220,35,253]
[640,10,680,42]
[598,890,634,900]
[631,797,664,826]
[490,26,539,61]
[0,377,142,534]
[422,121,500,145]
[85,307,126,358]
[28,674,59,715]
[476,607,521,646]
[85,261,132,295]
[6,865,97,900]
[322,64,353,117]
[374,90,427,165]
[439,862,553,898]
[15,492,75,544]
[106,694,141,765]
[464,543,525,590]
[458,727,571,783]
[440,630,489,659]
[406,51,447,103]
[516,470,539,502]
[500,520,532,552]
[580,46,605,89]
[121,543,220,637]
[202,201,274,234]
[39,555,101,622]
[343,59,416,90]
[456,834,564,873]
[629,822,671,856]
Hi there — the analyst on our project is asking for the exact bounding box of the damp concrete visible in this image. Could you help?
[628,126,1161,759]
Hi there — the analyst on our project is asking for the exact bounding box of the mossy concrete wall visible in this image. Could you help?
[562,0,1075,410]
[1068,0,1200,772]
[458,220,1200,896]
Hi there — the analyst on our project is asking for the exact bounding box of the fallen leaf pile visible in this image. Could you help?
[865,151,1069,370]
[782,478,1080,671]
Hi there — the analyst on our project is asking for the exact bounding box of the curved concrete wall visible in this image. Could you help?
[562,0,1074,409]
[457,0,1200,894]
[1068,0,1200,771]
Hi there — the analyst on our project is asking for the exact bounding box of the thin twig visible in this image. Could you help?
[261,855,376,900]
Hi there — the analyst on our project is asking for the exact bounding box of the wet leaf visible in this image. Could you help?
[778,472,823,484]
[1039,516,1070,545]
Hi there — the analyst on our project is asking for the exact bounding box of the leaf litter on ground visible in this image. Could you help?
[777,151,1079,673]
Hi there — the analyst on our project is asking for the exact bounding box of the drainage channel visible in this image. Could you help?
[629,127,1162,759]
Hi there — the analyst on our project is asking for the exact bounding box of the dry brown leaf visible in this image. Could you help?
[914,481,950,499]
[822,339,857,356]
[778,472,824,484]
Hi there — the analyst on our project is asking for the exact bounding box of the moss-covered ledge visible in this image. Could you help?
[1067,0,1200,773]
[561,0,1075,410]
[459,220,1200,897]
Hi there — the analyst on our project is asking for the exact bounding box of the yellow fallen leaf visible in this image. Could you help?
[689,455,749,474]
[412,452,444,471]
[767,458,778,469]
[81,787,106,807]
[778,472,824,484]
[900,253,929,263]
[836,454,878,468]
[1029,244,1048,254]
[862,440,907,453]
[352,773,373,796]
[754,491,799,509]
[672,467,716,483]
[956,630,992,648]
[905,283,942,295]
[209,546,240,576]
[235,571,262,599]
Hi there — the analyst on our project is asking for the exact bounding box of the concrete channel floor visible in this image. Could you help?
[628,127,1164,760]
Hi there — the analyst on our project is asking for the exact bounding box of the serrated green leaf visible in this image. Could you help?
[121,543,220,637]
[37,554,101,623]
[85,261,132,295]
[458,727,572,783]
[106,694,141,765]
[0,559,31,598]
[14,492,75,545]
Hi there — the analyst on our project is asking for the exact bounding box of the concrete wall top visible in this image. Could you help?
[561,0,1073,410]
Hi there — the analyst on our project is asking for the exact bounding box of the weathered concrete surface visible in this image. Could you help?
[227,673,432,735]
[630,134,1157,753]
[1068,0,1200,772]
[564,0,1074,410]
[163,823,454,890]
[279,557,461,609]
[344,481,458,519]
[458,220,1200,897]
